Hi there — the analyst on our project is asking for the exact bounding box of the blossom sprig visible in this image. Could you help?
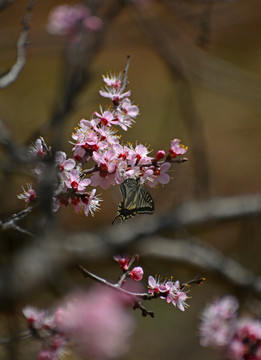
[18,60,188,219]
[79,256,204,315]
[148,275,189,311]
[199,295,261,360]
[114,254,143,286]
[21,255,203,359]
[17,183,37,203]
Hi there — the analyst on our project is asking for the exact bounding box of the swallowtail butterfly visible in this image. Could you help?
[112,178,154,224]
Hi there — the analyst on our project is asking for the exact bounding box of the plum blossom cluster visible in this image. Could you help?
[114,255,190,312]
[22,254,199,359]
[17,66,188,220]
[199,295,261,360]
[148,275,189,311]
[47,3,102,39]
[23,287,134,360]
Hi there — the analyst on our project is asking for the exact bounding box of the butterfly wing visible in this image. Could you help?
[112,178,154,224]
[136,185,154,214]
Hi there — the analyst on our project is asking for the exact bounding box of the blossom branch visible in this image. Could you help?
[0,0,35,89]
[78,265,150,299]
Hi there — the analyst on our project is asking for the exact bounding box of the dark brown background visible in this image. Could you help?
[1,1,261,359]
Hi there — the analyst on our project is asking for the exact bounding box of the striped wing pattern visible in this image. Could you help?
[112,178,154,224]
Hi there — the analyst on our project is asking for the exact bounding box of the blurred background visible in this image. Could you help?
[1,0,261,359]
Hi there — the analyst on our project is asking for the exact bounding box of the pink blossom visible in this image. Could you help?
[90,171,117,189]
[148,276,168,295]
[165,281,188,311]
[102,73,123,89]
[55,151,75,172]
[129,267,144,281]
[228,318,261,360]
[28,138,45,157]
[113,255,131,270]
[81,189,101,216]
[154,150,165,162]
[199,296,239,348]
[168,139,188,159]
[55,287,134,360]
[72,123,100,161]
[99,88,131,105]
[94,108,119,127]
[127,144,152,167]
[23,306,46,329]
[83,15,102,31]
[65,169,91,192]
[121,98,139,117]
[115,110,135,131]
[148,162,171,188]
[37,349,57,360]
[96,126,119,147]
[47,4,102,38]
[17,184,37,203]
[90,150,118,189]
[37,335,66,360]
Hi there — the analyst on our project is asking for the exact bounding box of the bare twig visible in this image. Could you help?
[0,331,31,346]
[121,54,131,93]
[0,205,35,236]
[78,265,149,299]
[0,0,35,89]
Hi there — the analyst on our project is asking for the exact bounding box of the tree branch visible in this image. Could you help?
[0,0,35,89]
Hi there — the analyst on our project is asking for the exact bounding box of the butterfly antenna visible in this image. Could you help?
[112,214,120,225]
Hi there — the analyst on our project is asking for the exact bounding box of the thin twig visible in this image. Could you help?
[0,0,35,89]
[78,265,150,299]
[121,55,131,93]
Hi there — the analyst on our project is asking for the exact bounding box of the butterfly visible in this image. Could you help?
[112,177,154,224]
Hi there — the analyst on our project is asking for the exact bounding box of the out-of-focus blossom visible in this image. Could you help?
[23,306,46,330]
[228,318,261,360]
[199,295,261,360]
[47,4,102,39]
[55,287,135,360]
[199,296,239,348]
[37,335,67,360]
